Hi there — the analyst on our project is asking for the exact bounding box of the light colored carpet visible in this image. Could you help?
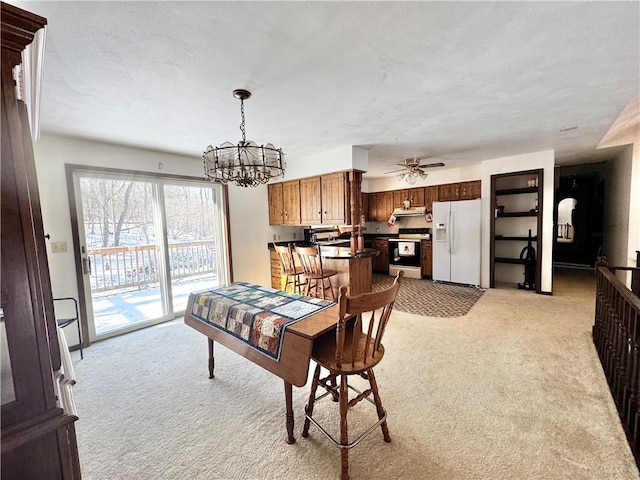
[72,272,639,479]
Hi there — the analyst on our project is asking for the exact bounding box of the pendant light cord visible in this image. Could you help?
[240,98,246,143]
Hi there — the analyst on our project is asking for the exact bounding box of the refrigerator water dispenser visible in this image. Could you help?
[435,223,447,242]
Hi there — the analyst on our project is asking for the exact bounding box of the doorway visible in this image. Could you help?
[553,171,605,268]
[70,168,230,342]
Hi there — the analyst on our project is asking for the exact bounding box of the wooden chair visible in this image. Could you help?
[301,271,403,480]
[294,245,339,301]
[273,243,306,294]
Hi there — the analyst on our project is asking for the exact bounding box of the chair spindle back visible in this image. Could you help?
[336,271,403,368]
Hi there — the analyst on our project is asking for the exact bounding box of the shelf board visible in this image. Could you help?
[496,211,538,217]
[495,257,525,265]
[495,187,538,196]
[494,236,538,241]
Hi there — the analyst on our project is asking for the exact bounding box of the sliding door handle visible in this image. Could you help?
[82,257,92,275]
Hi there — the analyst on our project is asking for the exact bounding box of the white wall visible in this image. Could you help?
[227,184,272,285]
[480,150,555,293]
[34,134,212,347]
[365,164,482,193]
[285,145,360,179]
[600,130,640,286]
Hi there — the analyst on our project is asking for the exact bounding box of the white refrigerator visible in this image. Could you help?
[432,198,481,286]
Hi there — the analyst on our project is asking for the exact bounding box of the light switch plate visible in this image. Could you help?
[51,241,67,253]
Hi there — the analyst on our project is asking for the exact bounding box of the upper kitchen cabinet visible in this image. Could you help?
[425,186,438,212]
[409,187,425,206]
[370,191,393,222]
[361,192,370,222]
[320,172,348,224]
[393,187,424,207]
[393,189,409,208]
[267,183,284,225]
[269,180,301,225]
[438,182,460,202]
[460,180,481,200]
[282,180,301,225]
[300,176,322,224]
[299,173,349,225]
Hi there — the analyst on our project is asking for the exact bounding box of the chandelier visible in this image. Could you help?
[203,89,285,187]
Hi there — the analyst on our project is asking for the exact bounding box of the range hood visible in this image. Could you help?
[391,206,426,217]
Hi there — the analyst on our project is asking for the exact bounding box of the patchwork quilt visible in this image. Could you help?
[189,282,334,360]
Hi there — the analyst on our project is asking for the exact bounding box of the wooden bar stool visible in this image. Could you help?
[294,245,338,301]
[301,271,403,480]
[273,243,306,294]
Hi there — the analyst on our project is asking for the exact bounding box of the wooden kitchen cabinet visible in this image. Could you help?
[268,180,300,225]
[299,173,347,225]
[320,172,347,224]
[393,188,424,207]
[438,182,460,202]
[300,176,322,224]
[421,240,433,278]
[371,238,389,273]
[361,192,370,221]
[270,249,282,289]
[268,182,284,225]
[393,189,409,208]
[460,180,481,200]
[410,187,425,206]
[282,180,301,224]
[374,191,393,221]
[425,186,438,212]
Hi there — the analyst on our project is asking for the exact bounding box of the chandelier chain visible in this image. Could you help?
[239,98,246,143]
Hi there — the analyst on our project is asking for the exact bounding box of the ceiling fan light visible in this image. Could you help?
[397,173,405,181]
[406,174,417,185]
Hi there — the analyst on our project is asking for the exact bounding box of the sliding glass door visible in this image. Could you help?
[163,182,227,312]
[72,170,229,341]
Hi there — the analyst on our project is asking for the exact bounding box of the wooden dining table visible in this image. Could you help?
[183,289,340,444]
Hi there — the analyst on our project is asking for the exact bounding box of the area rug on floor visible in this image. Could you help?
[372,274,484,317]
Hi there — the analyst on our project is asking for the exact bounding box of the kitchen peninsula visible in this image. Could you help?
[319,246,378,298]
[269,244,378,298]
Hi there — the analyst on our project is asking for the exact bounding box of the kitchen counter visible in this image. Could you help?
[318,246,378,259]
[319,248,377,297]
[268,242,376,297]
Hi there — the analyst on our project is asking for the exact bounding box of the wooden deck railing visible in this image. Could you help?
[87,240,216,292]
[593,257,640,468]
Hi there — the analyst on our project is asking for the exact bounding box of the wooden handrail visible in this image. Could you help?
[592,263,639,469]
[86,240,216,292]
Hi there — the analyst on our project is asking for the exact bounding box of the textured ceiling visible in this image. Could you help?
[11,1,640,178]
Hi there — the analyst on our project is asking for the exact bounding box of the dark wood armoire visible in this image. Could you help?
[1,3,81,478]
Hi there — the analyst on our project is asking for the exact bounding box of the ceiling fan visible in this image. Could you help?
[384,158,445,184]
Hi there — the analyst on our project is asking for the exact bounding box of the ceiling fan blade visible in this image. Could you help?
[384,168,407,174]
[417,162,445,169]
